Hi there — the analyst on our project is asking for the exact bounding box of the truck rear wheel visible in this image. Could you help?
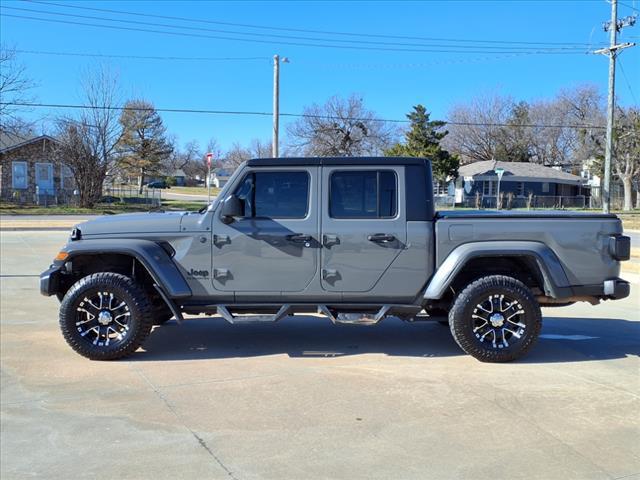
[448,275,542,362]
[59,272,154,360]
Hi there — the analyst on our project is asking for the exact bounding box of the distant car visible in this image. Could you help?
[146,180,170,189]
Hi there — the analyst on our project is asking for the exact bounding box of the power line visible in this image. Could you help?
[617,58,638,104]
[26,0,599,48]
[0,7,592,54]
[13,49,269,62]
[0,101,607,130]
[3,5,592,51]
[617,1,638,11]
[12,48,581,68]
[2,12,591,55]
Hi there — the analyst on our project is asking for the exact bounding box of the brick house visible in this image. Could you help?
[0,133,74,202]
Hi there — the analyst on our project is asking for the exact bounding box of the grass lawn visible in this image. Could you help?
[170,186,221,196]
[0,199,206,215]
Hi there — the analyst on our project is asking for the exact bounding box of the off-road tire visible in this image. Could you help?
[449,275,542,362]
[59,272,154,360]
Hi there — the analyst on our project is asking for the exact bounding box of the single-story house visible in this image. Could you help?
[211,167,233,188]
[452,160,589,207]
[0,133,74,201]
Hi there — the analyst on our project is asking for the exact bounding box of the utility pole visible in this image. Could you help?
[272,55,289,158]
[272,54,280,158]
[594,0,636,213]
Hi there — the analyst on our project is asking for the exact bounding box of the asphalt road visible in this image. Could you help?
[1,231,639,480]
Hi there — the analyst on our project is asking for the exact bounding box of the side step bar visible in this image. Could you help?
[207,304,422,326]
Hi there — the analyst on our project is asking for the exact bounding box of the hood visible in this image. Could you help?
[77,212,186,236]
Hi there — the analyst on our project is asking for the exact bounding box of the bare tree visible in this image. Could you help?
[286,94,397,157]
[0,45,36,137]
[53,67,122,207]
[444,86,606,168]
[443,94,515,164]
[224,138,271,171]
[613,107,640,211]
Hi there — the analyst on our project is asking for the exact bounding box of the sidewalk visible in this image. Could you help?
[0,215,97,231]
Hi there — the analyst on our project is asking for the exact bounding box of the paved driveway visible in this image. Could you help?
[1,231,639,480]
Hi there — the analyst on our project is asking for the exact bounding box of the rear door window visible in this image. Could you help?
[330,170,397,219]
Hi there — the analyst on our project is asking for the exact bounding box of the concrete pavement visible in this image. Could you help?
[1,231,639,480]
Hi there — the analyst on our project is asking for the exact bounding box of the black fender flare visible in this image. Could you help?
[54,239,192,298]
[423,241,572,300]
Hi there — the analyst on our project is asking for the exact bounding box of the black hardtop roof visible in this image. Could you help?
[246,156,431,167]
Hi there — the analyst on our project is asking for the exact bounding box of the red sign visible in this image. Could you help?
[206,153,213,168]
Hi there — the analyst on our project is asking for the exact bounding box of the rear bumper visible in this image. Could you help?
[572,278,630,300]
[40,265,62,297]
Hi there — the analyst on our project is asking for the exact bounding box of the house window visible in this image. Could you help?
[517,182,525,197]
[542,182,550,193]
[61,165,74,189]
[483,180,496,196]
[330,170,397,219]
[11,161,27,189]
[433,180,447,196]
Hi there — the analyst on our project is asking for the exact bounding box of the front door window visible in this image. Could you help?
[35,163,54,194]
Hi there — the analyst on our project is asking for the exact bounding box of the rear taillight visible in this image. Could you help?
[609,235,630,261]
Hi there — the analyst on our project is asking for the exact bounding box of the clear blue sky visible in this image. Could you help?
[1,0,639,152]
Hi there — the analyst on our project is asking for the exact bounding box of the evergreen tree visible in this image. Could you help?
[117,100,173,193]
[384,105,459,181]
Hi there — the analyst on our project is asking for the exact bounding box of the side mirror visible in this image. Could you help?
[220,194,244,223]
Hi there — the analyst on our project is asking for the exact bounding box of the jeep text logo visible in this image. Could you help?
[188,268,209,278]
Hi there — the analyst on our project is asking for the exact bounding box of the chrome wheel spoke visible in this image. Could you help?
[473,320,488,333]
[472,294,526,350]
[506,318,526,329]
[76,290,130,348]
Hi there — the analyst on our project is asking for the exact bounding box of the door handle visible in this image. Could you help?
[286,233,312,243]
[367,233,395,243]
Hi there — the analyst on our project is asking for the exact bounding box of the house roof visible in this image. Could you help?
[0,134,59,154]
[458,160,583,183]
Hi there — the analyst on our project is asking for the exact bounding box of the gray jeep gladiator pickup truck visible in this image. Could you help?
[40,157,631,362]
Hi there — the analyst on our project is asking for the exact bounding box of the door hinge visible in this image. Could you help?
[323,234,340,247]
[213,268,230,279]
[322,268,339,280]
[213,234,230,247]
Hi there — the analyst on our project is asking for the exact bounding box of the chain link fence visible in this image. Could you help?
[435,194,627,211]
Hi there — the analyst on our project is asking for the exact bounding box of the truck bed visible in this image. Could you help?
[434,210,624,287]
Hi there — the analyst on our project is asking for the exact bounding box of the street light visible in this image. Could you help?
[272,55,290,158]
[206,152,213,203]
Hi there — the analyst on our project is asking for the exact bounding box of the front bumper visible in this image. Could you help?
[573,278,630,300]
[40,265,62,297]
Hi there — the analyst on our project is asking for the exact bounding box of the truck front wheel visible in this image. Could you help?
[448,275,542,362]
[59,272,154,360]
